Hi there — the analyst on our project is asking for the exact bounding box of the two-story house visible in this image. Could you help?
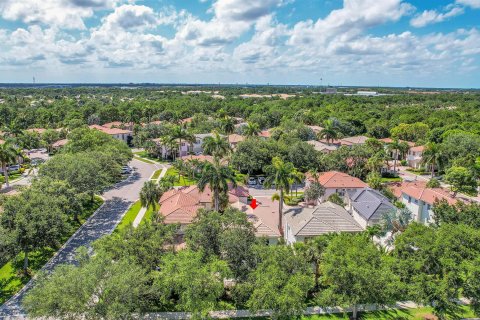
[305,171,368,202]
[407,145,425,169]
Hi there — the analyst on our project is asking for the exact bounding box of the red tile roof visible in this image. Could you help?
[89,124,132,135]
[228,134,245,144]
[52,139,68,148]
[388,181,459,205]
[308,171,368,189]
[410,145,425,152]
[378,138,415,147]
[259,130,271,138]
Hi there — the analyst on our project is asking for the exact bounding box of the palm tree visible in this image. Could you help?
[317,119,339,145]
[140,181,163,211]
[264,157,298,236]
[202,131,231,159]
[170,126,195,158]
[387,139,402,173]
[197,159,237,211]
[0,142,19,188]
[173,159,186,185]
[244,122,260,138]
[422,142,443,178]
[381,208,412,244]
[222,116,235,135]
[294,235,332,289]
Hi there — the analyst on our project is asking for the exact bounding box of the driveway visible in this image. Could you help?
[0,158,157,318]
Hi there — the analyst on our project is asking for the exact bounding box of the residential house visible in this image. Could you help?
[389,181,459,224]
[306,171,368,202]
[233,198,281,245]
[345,188,396,228]
[339,135,370,146]
[192,133,220,155]
[102,121,135,131]
[152,137,190,158]
[283,201,363,244]
[228,134,245,149]
[52,139,68,151]
[306,140,338,153]
[307,125,324,134]
[158,184,250,232]
[407,145,425,169]
[378,138,415,160]
[259,130,271,139]
[89,125,133,143]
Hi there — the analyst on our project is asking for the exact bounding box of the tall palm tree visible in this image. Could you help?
[317,119,339,145]
[202,131,231,159]
[170,126,195,158]
[264,157,298,236]
[222,116,235,135]
[140,181,163,211]
[197,159,237,211]
[422,142,443,178]
[244,122,260,138]
[387,139,402,173]
[0,142,19,188]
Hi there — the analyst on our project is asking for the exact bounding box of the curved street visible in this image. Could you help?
[0,158,158,318]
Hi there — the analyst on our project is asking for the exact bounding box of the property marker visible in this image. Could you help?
[250,198,258,209]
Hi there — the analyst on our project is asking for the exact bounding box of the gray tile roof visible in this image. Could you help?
[348,188,396,221]
[284,202,363,237]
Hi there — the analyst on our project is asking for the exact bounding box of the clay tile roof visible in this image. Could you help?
[388,181,458,205]
[52,139,68,148]
[26,128,46,134]
[378,138,415,147]
[89,124,132,135]
[410,145,425,152]
[228,134,245,144]
[259,130,271,138]
[102,121,123,128]
[309,171,368,189]
[340,135,369,145]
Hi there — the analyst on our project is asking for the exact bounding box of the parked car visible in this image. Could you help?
[121,166,132,174]
[8,165,20,172]
[247,177,257,186]
[257,176,266,185]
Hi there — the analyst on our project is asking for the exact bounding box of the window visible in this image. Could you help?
[408,196,411,203]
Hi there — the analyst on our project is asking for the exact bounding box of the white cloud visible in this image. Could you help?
[456,0,480,8]
[410,6,464,27]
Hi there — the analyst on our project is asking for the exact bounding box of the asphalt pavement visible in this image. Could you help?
[0,158,157,318]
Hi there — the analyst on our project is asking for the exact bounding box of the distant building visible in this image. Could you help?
[407,146,425,169]
[89,125,132,143]
[283,202,363,244]
[306,140,337,153]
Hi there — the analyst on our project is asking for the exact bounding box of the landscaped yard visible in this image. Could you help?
[0,196,104,304]
[381,177,403,183]
[251,306,475,320]
[151,169,162,180]
[165,167,196,186]
[115,200,155,232]
[133,155,155,164]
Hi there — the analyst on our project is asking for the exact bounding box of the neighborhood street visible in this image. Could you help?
[0,158,157,318]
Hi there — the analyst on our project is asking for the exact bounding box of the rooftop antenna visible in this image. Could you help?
[33,76,35,84]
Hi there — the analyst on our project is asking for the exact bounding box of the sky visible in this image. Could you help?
[0,0,479,87]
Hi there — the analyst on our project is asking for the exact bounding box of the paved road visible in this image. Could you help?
[0,158,157,318]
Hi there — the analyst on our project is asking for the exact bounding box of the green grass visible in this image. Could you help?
[248,306,475,320]
[165,168,196,186]
[133,155,155,164]
[133,151,168,163]
[151,169,162,180]
[0,196,103,304]
[115,200,155,232]
[381,177,403,183]
[0,172,22,183]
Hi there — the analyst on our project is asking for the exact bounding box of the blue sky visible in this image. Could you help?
[0,0,479,87]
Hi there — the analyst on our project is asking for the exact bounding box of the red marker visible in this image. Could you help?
[250,198,258,209]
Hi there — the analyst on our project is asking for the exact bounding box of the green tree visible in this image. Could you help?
[327,193,345,206]
[319,233,399,320]
[245,245,314,318]
[244,122,260,137]
[0,141,19,188]
[264,157,298,235]
[303,181,325,205]
[317,119,339,145]
[155,249,231,318]
[197,159,237,211]
[444,166,478,196]
[422,142,443,178]
[140,180,163,211]
[221,116,235,135]
[294,235,332,289]
[42,129,60,154]
[386,139,402,173]
[202,131,231,159]
[170,125,195,158]
[366,171,383,190]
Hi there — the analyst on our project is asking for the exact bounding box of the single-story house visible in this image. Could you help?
[307,125,324,134]
[306,171,368,202]
[233,198,281,245]
[228,134,245,149]
[89,125,133,143]
[52,139,68,150]
[307,140,338,153]
[339,135,370,146]
[259,130,271,139]
[345,188,396,228]
[283,201,363,244]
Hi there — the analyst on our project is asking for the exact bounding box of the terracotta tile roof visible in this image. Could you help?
[26,128,46,134]
[228,134,245,144]
[102,121,123,128]
[233,198,281,238]
[180,117,193,124]
[0,139,4,144]
[307,171,368,189]
[388,181,458,205]
[52,139,68,148]
[259,130,271,138]
[307,140,337,152]
[410,145,425,152]
[89,124,132,135]
[340,135,369,145]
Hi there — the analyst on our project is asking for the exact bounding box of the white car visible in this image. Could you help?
[257,177,266,185]
[121,166,132,174]
[248,177,257,186]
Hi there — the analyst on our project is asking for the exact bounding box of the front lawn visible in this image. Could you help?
[151,169,162,180]
[115,200,155,232]
[381,177,403,183]
[0,196,104,304]
[165,168,196,186]
[133,155,155,164]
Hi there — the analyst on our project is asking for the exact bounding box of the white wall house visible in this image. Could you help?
[306,171,368,202]
[407,146,424,169]
[89,125,132,143]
